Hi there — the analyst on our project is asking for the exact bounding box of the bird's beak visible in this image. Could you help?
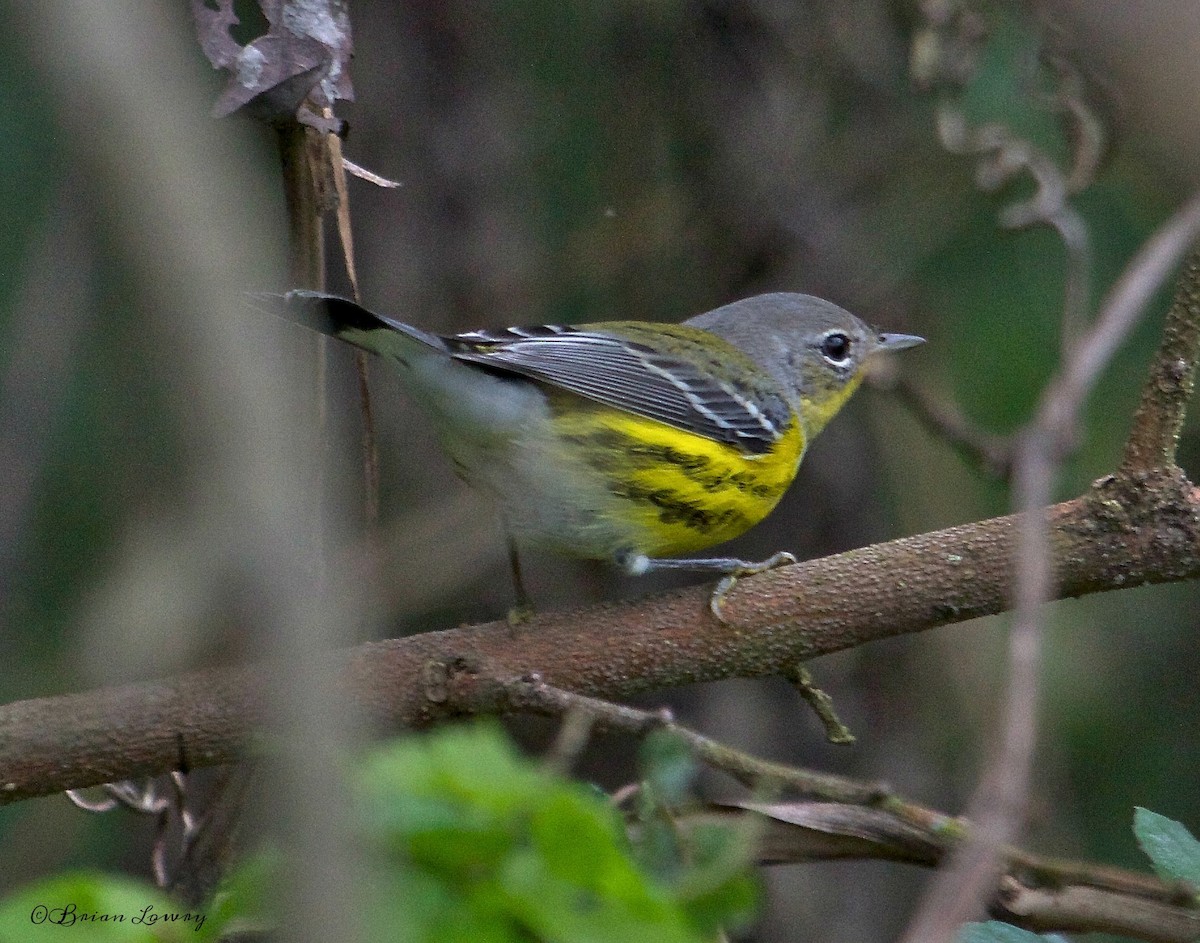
[877,332,925,352]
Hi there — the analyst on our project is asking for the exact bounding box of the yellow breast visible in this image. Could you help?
[549,401,807,558]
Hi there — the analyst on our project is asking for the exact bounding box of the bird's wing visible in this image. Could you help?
[445,325,790,454]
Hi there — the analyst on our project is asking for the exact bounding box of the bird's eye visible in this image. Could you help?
[820,332,852,364]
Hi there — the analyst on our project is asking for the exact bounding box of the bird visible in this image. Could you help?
[271,290,923,619]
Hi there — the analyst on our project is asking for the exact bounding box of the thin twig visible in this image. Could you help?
[905,3,1199,937]
[933,91,1094,358]
[66,773,198,889]
[888,375,1013,478]
[325,117,382,527]
[782,665,856,745]
[278,120,330,584]
[494,677,1200,943]
[499,676,886,803]
[900,190,1200,943]
[1052,191,1200,434]
[543,708,596,776]
[342,157,402,189]
[685,805,1200,942]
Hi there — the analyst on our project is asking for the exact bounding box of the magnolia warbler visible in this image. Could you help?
[276,291,922,617]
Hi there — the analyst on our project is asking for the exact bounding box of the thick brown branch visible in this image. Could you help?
[2,478,1199,805]
[1122,247,1200,473]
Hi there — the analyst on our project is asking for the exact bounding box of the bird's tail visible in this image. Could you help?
[255,290,447,362]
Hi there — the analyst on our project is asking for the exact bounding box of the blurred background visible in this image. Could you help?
[2,1,1199,940]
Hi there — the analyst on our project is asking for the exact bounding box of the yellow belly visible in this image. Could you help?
[544,400,807,558]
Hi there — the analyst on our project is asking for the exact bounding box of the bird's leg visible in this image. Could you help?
[506,534,536,626]
[616,550,797,622]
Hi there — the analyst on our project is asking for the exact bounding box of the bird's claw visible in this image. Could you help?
[708,551,797,622]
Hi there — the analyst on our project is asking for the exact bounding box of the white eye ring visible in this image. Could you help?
[819,331,852,365]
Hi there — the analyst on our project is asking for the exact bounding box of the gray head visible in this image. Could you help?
[685,292,923,436]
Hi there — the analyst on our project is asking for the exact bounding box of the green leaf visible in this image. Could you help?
[957,921,1056,943]
[1133,807,1200,884]
[530,790,635,890]
[359,720,546,818]
[499,848,697,943]
[367,868,517,943]
[354,722,756,943]
[202,851,276,936]
[639,730,695,806]
[679,870,758,936]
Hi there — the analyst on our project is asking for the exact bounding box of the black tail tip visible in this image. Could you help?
[251,290,385,337]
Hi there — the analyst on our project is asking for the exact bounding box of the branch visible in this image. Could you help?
[1053,192,1200,440]
[901,189,1200,943]
[684,806,1200,943]
[887,375,1013,479]
[3,480,1200,804]
[1122,246,1200,473]
[471,680,1200,943]
[994,872,1200,943]
[493,680,1200,942]
[501,678,886,803]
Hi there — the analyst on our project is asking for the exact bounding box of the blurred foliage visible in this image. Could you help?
[358,721,757,943]
[0,723,758,941]
[2,1,1200,941]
